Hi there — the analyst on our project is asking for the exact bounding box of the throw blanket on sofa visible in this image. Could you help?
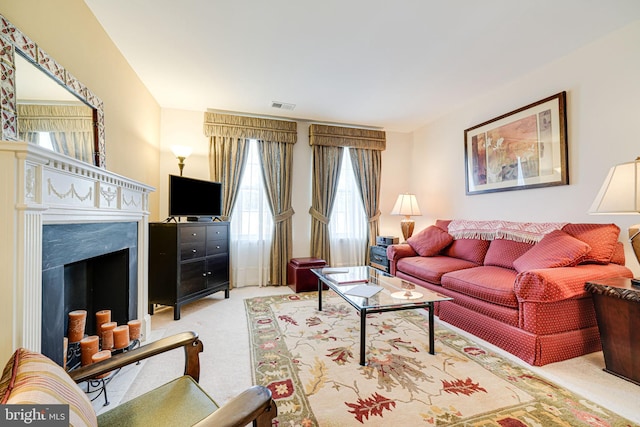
[448,219,568,244]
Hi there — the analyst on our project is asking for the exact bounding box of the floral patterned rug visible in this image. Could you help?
[245,292,633,426]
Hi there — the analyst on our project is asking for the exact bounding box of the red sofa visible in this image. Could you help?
[387,219,633,366]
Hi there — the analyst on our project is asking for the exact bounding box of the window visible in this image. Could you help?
[329,147,368,266]
[229,140,273,286]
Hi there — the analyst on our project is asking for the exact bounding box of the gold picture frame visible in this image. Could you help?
[464,92,568,195]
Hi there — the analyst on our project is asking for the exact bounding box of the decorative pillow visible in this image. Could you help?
[610,242,626,265]
[484,238,534,270]
[406,225,453,257]
[441,238,491,264]
[562,223,620,264]
[435,219,452,232]
[1,348,97,427]
[513,230,591,273]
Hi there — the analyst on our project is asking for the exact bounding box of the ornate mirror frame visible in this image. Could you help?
[0,14,106,168]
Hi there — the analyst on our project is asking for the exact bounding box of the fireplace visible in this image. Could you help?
[42,222,138,365]
[0,142,154,364]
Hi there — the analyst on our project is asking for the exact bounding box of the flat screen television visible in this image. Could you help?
[168,175,222,221]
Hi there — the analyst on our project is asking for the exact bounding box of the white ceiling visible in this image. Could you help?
[84,0,640,132]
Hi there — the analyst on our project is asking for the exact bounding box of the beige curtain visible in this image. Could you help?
[256,140,295,286]
[309,124,386,265]
[349,148,382,263]
[205,112,297,286]
[17,104,94,163]
[309,144,343,265]
[208,136,249,220]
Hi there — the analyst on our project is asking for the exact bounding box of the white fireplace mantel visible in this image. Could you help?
[0,141,155,363]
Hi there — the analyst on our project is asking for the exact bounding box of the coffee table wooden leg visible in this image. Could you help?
[318,279,323,311]
[428,302,435,355]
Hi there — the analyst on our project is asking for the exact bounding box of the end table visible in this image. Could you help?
[585,277,640,385]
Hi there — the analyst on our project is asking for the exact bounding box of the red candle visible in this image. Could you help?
[68,310,87,343]
[95,310,111,334]
[113,325,130,349]
[80,335,99,366]
[91,350,112,378]
[100,322,117,350]
[127,319,142,341]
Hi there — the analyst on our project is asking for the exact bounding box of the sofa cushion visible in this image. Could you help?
[396,255,478,284]
[442,266,519,308]
[441,239,490,264]
[562,223,620,264]
[484,239,533,270]
[513,230,591,273]
[406,225,453,256]
[1,348,97,427]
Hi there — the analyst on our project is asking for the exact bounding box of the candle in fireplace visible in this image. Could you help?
[101,321,117,350]
[91,350,112,378]
[68,310,87,343]
[113,325,130,349]
[80,335,99,366]
[127,319,142,341]
[95,310,111,334]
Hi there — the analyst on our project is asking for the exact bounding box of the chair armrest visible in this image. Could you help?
[193,386,277,427]
[69,331,203,383]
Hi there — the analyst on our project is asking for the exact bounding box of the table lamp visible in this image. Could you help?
[391,193,422,241]
[589,157,640,286]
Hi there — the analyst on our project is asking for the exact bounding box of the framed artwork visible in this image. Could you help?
[464,92,568,195]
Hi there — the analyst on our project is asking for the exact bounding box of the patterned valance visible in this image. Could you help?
[308,124,386,150]
[203,112,297,143]
[17,104,94,132]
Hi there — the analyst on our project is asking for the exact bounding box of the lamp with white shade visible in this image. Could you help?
[390,193,422,242]
[589,157,640,286]
[171,145,193,176]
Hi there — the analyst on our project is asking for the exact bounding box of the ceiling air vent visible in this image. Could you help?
[271,101,296,111]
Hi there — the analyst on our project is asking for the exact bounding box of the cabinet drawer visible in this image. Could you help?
[370,245,388,258]
[207,239,228,255]
[207,225,228,241]
[180,241,206,260]
[180,226,206,244]
[179,261,206,297]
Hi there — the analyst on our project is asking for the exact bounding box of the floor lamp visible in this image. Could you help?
[589,157,640,286]
[391,193,422,242]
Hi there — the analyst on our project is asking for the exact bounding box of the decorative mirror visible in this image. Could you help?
[0,14,106,167]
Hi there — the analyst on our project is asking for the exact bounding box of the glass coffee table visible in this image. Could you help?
[311,266,453,366]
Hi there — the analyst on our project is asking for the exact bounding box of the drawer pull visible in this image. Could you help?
[216,231,220,234]
[192,233,197,236]
[202,273,207,277]
[216,245,221,249]
[192,249,197,253]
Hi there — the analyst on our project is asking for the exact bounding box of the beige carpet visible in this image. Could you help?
[109,286,640,425]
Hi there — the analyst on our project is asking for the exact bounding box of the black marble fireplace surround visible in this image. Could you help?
[42,222,138,365]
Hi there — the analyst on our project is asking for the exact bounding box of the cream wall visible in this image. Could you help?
[410,20,640,276]
[0,0,162,217]
[158,109,413,259]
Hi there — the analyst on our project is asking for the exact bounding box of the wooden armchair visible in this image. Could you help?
[0,331,276,427]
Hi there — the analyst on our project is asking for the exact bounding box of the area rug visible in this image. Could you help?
[245,292,633,426]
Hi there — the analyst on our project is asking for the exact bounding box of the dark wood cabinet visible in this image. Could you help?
[585,277,640,385]
[149,221,230,320]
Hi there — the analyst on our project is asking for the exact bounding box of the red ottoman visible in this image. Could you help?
[287,257,327,293]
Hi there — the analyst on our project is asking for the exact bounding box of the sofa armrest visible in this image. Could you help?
[69,331,203,383]
[514,263,634,303]
[386,244,416,275]
[194,385,277,427]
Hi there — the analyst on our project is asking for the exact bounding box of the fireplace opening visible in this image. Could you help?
[41,222,138,365]
[64,249,130,338]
